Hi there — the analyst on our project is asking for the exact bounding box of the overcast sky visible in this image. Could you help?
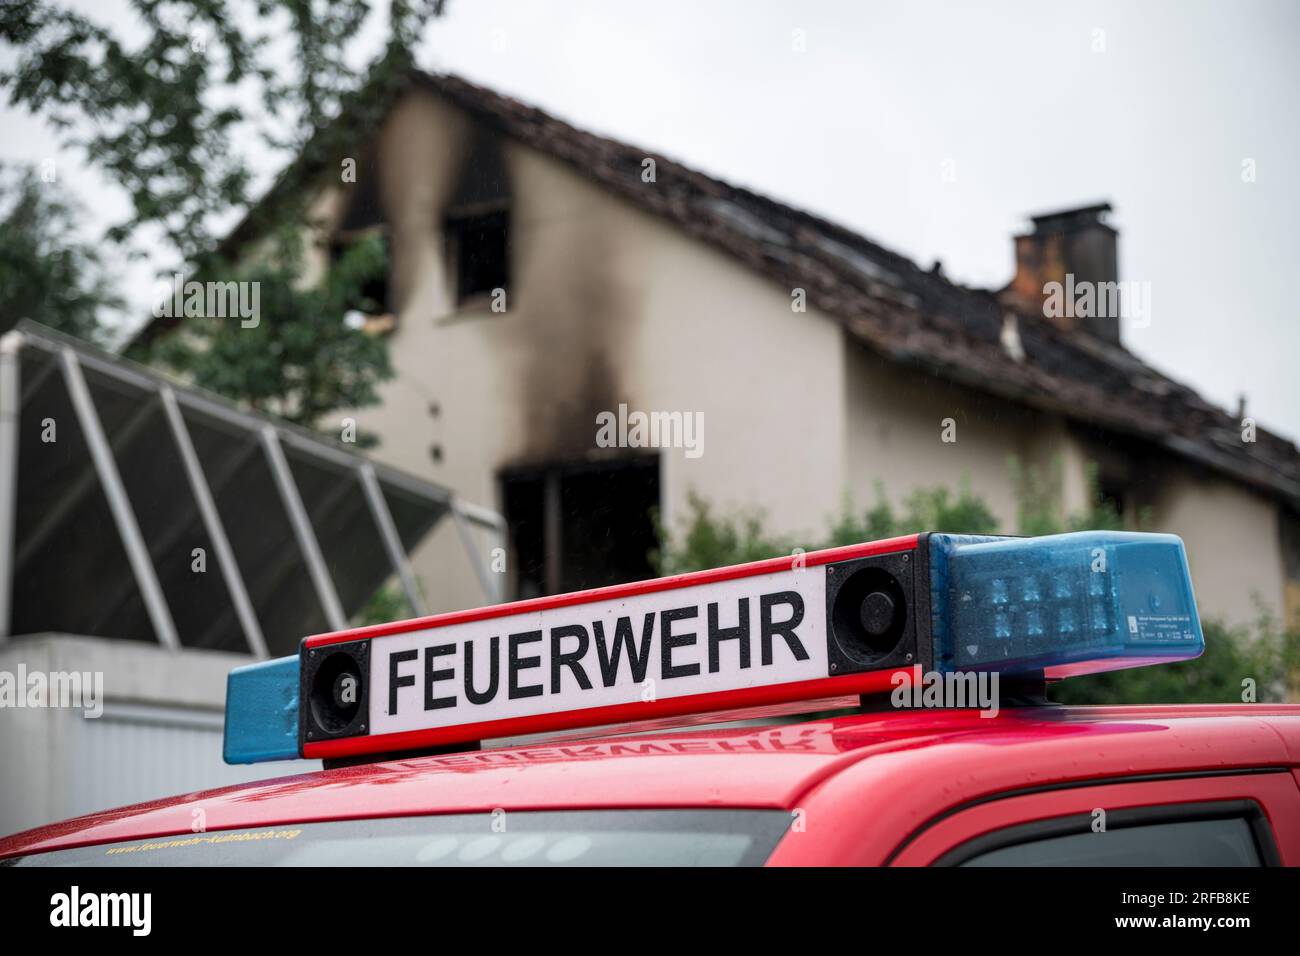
[4,0,1298,440]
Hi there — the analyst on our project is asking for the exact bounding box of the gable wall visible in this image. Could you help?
[345,89,847,611]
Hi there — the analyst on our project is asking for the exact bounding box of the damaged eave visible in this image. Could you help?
[833,295,1298,506]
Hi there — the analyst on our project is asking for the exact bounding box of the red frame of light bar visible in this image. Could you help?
[302,533,921,759]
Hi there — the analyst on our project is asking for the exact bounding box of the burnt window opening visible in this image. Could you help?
[444,126,512,308]
[502,457,660,599]
[1097,474,1129,522]
[446,208,510,305]
[1102,478,1123,515]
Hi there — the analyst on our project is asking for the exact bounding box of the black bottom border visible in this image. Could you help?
[0,865,1293,941]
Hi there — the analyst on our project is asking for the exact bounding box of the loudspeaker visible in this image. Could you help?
[824,550,917,675]
[300,639,370,744]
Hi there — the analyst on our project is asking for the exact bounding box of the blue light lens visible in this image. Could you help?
[929,531,1204,676]
[223,655,300,764]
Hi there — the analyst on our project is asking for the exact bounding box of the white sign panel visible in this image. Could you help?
[369,567,829,735]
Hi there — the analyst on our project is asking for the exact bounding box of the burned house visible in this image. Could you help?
[137,70,1300,631]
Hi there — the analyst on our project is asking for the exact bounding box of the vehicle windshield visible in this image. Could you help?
[7,809,791,867]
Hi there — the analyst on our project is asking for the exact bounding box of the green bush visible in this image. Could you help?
[826,480,1000,545]
[353,580,416,627]
[658,480,999,574]
[1010,458,1131,536]
[653,492,796,576]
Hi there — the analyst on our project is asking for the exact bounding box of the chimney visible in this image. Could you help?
[1003,202,1121,345]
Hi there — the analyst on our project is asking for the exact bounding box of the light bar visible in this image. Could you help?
[222,530,1205,764]
[929,531,1203,678]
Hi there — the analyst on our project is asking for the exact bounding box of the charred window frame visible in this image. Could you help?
[443,127,512,310]
[1070,429,1160,529]
[1096,472,1129,522]
[500,456,660,599]
[445,203,510,307]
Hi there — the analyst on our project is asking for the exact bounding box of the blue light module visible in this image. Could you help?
[223,655,300,764]
[929,531,1204,677]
